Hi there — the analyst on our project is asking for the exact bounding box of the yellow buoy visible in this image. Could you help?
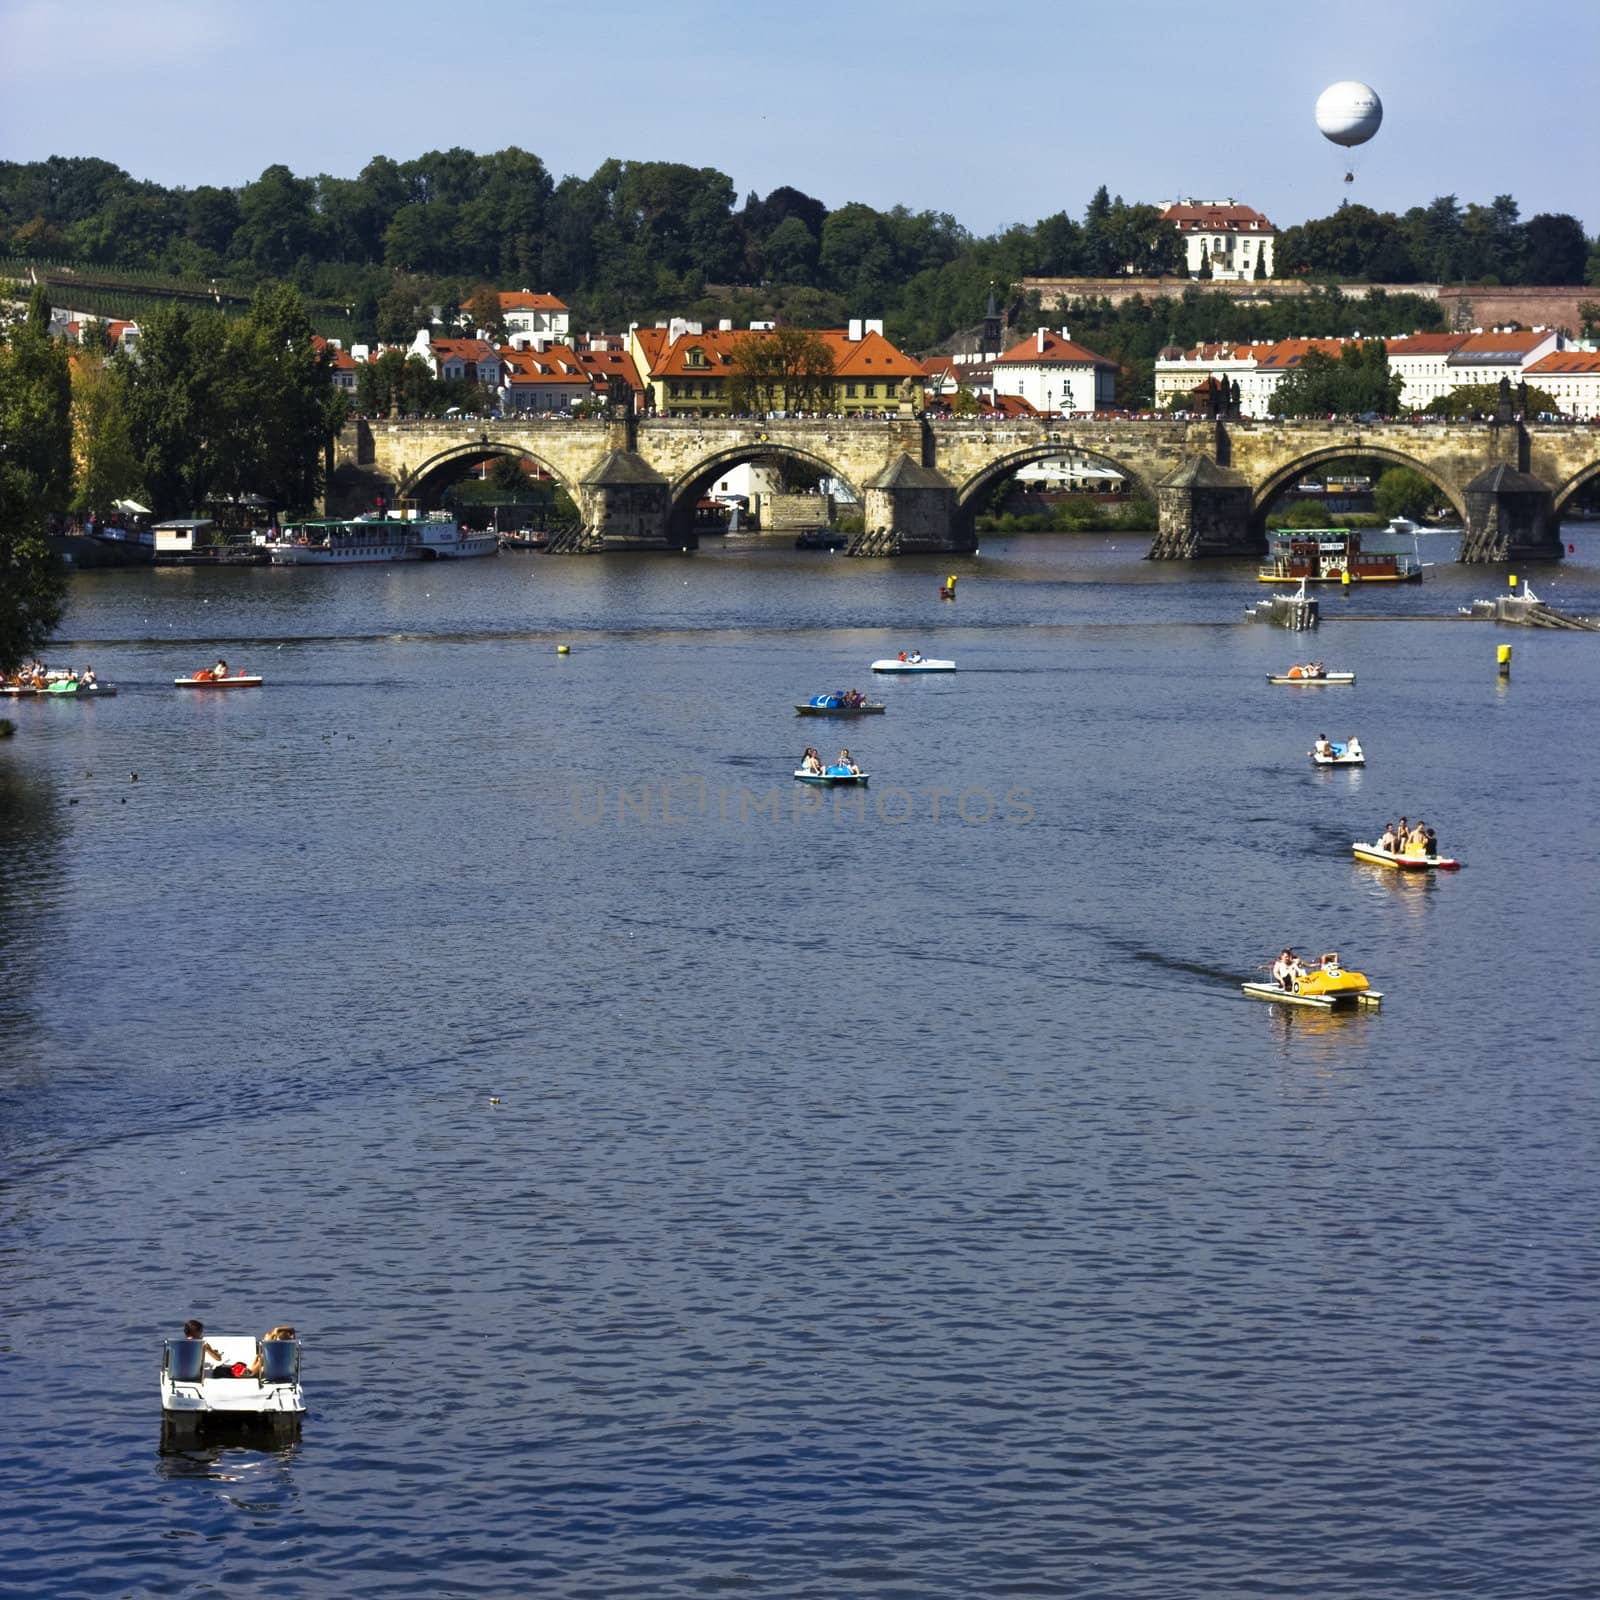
[1509,574,1518,589]
[1341,568,1351,587]
[1497,644,1512,677]
[557,644,570,655]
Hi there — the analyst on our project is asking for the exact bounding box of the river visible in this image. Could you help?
[2,530,1597,1598]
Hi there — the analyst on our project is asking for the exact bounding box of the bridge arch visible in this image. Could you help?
[666,441,862,540]
[1250,445,1468,528]
[398,441,583,510]
[1552,458,1600,521]
[953,442,1157,535]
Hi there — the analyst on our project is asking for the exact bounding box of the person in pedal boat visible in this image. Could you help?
[1314,735,1333,759]
[1378,822,1397,852]
[908,650,924,664]
[1272,949,1305,990]
[1345,735,1363,760]
[836,749,860,775]
[800,747,823,775]
[212,658,229,679]
[1405,822,1429,856]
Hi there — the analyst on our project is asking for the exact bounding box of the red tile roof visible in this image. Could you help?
[996,330,1117,369]
[1447,329,1555,361]
[823,328,923,379]
[1160,203,1275,232]
[1384,333,1470,356]
[1524,351,1600,375]
[458,289,569,313]
[646,327,757,378]
[432,338,500,365]
[1253,338,1352,371]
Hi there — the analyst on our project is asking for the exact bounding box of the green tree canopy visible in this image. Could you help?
[0,289,70,671]
[1269,341,1404,418]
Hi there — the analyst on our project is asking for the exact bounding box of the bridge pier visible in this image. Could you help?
[576,452,687,553]
[1148,457,1259,559]
[1460,465,1563,563]
[850,455,968,556]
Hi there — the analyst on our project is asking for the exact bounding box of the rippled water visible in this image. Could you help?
[2,532,1598,1598]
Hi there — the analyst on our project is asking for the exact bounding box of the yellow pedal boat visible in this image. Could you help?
[1242,952,1381,1010]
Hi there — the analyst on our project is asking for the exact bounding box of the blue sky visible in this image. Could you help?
[4,0,1597,234]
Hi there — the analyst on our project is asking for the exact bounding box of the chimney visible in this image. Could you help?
[1060,326,1071,342]
[719,318,733,331]
[865,318,883,337]
[1036,328,1047,354]
[848,318,863,342]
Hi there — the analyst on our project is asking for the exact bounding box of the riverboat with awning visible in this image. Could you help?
[1258,529,1421,583]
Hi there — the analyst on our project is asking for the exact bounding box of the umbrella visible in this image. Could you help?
[113,498,152,514]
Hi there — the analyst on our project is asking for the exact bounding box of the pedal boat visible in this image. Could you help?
[871,658,955,672]
[1352,842,1461,871]
[796,695,885,715]
[2,681,117,696]
[161,1334,304,1424]
[175,673,264,688]
[1310,741,1364,766]
[794,767,869,785]
[1243,954,1381,1010]
[1268,671,1355,685]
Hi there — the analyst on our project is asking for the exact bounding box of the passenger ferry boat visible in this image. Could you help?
[266,509,496,565]
[1257,528,1421,583]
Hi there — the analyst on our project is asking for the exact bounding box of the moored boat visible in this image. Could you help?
[871,658,956,672]
[794,529,848,551]
[265,509,495,565]
[1352,842,1461,871]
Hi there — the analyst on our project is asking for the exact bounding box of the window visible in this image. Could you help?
[846,383,857,399]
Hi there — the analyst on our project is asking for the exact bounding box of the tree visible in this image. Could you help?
[1579,301,1600,341]
[1522,214,1588,283]
[763,216,819,284]
[70,347,141,511]
[1270,341,1404,418]
[0,289,71,671]
[728,326,834,413]
[1428,382,1560,419]
[1373,467,1437,521]
[466,283,506,340]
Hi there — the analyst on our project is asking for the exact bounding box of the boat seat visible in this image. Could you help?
[258,1339,300,1384]
[165,1338,206,1382]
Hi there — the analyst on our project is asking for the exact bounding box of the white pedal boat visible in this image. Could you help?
[1268,671,1355,685]
[871,658,955,673]
[1310,742,1364,766]
[161,1333,304,1419]
[794,768,869,785]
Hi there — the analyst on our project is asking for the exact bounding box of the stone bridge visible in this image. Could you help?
[331,413,1600,561]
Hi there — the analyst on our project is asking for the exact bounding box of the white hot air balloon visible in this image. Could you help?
[1316,81,1383,182]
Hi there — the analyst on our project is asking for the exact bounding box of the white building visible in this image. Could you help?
[1383,333,1470,412]
[1443,328,1563,391]
[1524,350,1600,418]
[496,290,570,347]
[992,328,1118,415]
[1158,201,1276,281]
